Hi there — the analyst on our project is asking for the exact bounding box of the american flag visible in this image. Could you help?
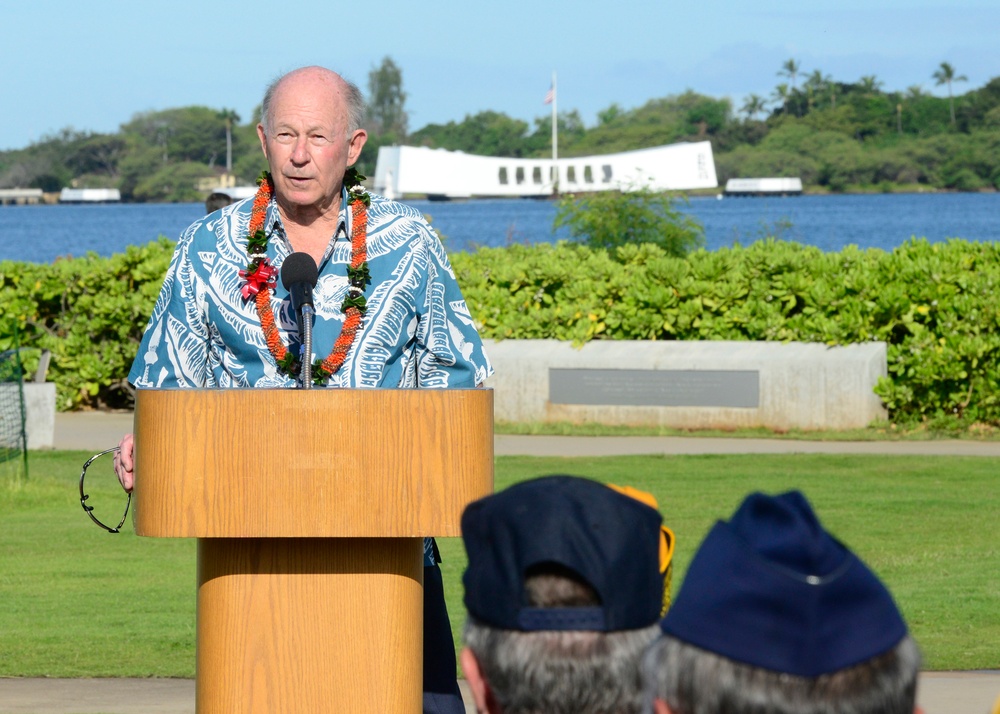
[544,84,554,105]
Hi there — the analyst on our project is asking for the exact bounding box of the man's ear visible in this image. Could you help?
[346,128,367,166]
[256,124,269,161]
[460,646,498,714]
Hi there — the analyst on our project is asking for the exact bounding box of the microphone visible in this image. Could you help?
[280,252,319,388]
[281,252,318,315]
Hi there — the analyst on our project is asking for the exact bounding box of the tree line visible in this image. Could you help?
[1,58,998,201]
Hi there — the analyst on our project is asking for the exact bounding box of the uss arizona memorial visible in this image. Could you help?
[206,140,719,208]
[372,141,718,199]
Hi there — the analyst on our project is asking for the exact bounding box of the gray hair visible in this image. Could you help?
[465,618,660,714]
[641,634,921,714]
[463,567,659,714]
[260,68,366,136]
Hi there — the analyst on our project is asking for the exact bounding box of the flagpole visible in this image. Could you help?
[551,70,558,195]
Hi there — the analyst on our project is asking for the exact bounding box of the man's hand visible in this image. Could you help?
[114,433,135,493]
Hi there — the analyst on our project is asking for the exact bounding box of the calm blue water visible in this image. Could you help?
[0,203,204,263]
[408,192,1000,253]
[2,193,998,264]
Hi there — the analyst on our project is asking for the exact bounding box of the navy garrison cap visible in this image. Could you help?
[461,475,663,632]
[660,490,908,677]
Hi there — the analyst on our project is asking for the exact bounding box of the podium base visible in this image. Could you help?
[196,537,424,714]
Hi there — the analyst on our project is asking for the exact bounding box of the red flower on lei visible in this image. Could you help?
[238,260,277,300]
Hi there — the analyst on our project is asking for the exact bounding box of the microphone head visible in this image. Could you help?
[281,252,319,313]
[280,252,319,291]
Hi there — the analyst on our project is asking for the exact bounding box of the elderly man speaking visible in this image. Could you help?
[115,66,493,714]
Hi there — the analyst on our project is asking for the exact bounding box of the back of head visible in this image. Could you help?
[645,634,920,714]
[644,490,920,714]
[461,475,668,714]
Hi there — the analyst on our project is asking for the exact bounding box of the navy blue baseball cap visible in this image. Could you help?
[660,490,908,677]
[461,475,664,632]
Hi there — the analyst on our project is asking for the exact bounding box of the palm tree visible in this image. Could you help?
[218,109,241,175]
[806,70,836,109]
[778,59,801,90]
[932,62,968,125]
[858,75,883,96]
[771,83,791,115]
[740,94,768,121]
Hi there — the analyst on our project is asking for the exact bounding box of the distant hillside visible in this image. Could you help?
[2,71,998,202]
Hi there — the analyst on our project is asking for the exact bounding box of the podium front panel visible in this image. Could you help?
[133,388,493,538]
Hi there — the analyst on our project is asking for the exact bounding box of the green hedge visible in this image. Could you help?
[0,239,174,410]
[450,239,1000,427]
[3,237,999,426]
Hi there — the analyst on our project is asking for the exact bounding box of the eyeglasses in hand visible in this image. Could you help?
[79,447,131,533]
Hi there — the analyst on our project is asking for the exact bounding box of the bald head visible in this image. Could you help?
[261,66,366,136]
[255,65,368,224]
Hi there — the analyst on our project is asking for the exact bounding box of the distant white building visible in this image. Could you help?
[0,188,43,205]
[59,188,121,203]
[204,185,259,213]
[724,178,803,197]
[207,186,258,202]
[373,141,717,200]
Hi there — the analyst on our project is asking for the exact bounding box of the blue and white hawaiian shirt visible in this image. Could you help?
[129,187,493,565]
[130,189,492,390]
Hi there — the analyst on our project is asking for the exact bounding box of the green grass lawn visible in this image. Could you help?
[1,450,998,677]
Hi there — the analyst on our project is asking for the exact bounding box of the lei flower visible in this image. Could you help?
[240,168,370,384]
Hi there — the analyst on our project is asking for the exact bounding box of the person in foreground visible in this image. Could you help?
[113,65,492,714]
[460,474,673,714]
[643,490,923,714]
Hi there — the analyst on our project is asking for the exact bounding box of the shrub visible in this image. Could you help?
[553,188,704,257]
[0,239,175,410]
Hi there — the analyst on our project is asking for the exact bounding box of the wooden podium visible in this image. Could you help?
[132,388,493,714]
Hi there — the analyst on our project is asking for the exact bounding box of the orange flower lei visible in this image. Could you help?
[240,169,370,383]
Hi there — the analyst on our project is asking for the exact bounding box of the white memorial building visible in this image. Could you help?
[373,141,717,200]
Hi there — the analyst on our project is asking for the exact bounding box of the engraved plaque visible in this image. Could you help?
[549,369,759,408]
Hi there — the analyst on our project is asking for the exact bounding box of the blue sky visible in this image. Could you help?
[3,0,999,151]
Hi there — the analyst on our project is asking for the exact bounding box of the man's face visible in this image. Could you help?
[257,71,366,219]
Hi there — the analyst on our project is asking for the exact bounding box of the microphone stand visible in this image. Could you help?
[300,305,314,389]
[280,251,319,391]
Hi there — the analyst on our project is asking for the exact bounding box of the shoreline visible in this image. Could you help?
[686,185,1000,198]
[3,184,999,208]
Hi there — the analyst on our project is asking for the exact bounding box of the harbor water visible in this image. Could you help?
[1,192,998,264]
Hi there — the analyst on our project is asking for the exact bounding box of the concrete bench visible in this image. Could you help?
[22,383,56,449]
[0,349,55,450]
[482,339,887,431]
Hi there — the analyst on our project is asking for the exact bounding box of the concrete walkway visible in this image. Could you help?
[52,409,1000,457]
[2,672,998,714]
[6,411,996,714]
